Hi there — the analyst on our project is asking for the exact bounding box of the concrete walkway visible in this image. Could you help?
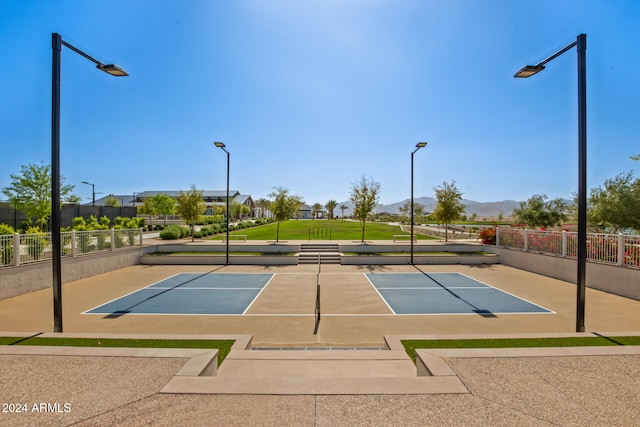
[1,261,640,425]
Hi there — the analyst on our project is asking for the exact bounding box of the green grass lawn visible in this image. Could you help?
[402,336,640,362]
[209,220,440,241]
[0,336,235,365]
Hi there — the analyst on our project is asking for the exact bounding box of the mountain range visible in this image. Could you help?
[335,197,520,218]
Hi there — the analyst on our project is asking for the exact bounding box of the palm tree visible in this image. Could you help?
[339,204,348,219]
[325,199,338,220]
[255,198,271,218]
[312,202,323,220]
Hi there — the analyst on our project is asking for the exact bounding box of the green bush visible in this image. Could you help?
[159,225,190,240]
[0,224,15,265]
[25,227,47,260]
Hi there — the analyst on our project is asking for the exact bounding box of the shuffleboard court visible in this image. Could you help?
[365,273,553,315]
[84,273,274,315]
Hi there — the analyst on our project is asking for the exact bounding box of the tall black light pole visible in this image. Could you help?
[411,142,428,265]
[51,33,128,332]
[81,181,95,206]
[214,142,230,265]
[515,34,587,332]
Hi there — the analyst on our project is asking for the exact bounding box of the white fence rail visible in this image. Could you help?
[0,228,143,268]
[496,227,640,268]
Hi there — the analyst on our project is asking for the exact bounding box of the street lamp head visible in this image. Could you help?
[416,142,427,148]
[96,63,129,76]
[214,141,226,148]
[514,64,545,78]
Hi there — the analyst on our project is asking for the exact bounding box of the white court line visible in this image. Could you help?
[242,273,277,315]
[375,286,485,290]
[454,272,555,313]
[83,273,273,315]
[362,273,396,314]
[81,272,189,314]
[149,287,263,290]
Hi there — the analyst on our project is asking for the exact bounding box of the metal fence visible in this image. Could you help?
[496,227,640,268]
[0,228,143,268]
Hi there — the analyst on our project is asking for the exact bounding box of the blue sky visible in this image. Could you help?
[1,0,638,206]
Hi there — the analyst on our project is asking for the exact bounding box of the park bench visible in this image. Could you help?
[222,235,247,242]
[392,235,417,242]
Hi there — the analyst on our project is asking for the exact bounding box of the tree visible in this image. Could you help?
[512,194,568,229]
[312,202,323,220]
[432,180,465,242]
[103,195,121,207]
[269,187,303,242]
[325,200,338,220]
[339,204,348,219]
[137,197,156,216]
[240,204,251,219]
[152,193,176,226]
[175,185,205,241]
[398,201,425,224]
[255,198,271,218]
[230,200,242,220]
[588,172,640,233]
[350,176,381,242]
[2,163,76,231]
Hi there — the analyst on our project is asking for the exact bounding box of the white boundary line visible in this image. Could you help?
[81,272,187,314]
[242,274,276,315]
[83,272,274,316]
[83,272,555,317]
[365,272,555,315]
[362,273,396,314]
[455,272,555,313]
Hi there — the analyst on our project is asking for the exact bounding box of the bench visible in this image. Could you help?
[221,235,247,242]
[392,235,417,242]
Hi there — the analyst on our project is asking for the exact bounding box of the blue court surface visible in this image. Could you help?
[84,273,274,315]
[365,273,552,315]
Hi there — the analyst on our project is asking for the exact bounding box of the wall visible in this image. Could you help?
[0,247,148,300]
[492,246,640,300]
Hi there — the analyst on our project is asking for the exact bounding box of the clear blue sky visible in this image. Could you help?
[1,0,638,206]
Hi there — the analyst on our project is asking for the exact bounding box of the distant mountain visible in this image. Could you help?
[335,197,520,218]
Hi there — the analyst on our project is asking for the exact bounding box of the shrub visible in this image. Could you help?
[25,227,47,259]
[0,224,15,265]
[159,224,190,240]
[479,227,496,245]
[160,225,180,240]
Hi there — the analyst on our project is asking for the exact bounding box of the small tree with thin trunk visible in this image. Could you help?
[269,187,302,242]
[2,163,76,231]
[152,193,176,226]
[175,185,205,241]
[433,180,465,242]
[350,176,381,242]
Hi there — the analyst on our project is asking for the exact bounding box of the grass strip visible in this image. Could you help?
[207,220,441,241]
[0,337,235,365]
[402,336,640,363]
